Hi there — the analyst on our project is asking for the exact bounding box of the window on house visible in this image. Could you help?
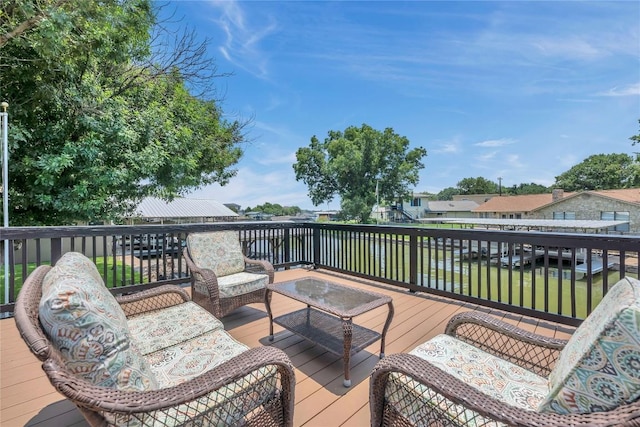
[553,212,576,220]
[410,198,421,207]
[601,211,630,232]
[515,214,522,219]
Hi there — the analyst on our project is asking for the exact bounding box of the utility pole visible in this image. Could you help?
[498,177,502,196]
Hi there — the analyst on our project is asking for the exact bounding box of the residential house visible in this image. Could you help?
[473,189,640,233]
[396,193,479,221]
[453,194,497,204]
[421,200,480,220]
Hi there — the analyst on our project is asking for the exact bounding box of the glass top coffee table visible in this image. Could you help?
[265,277,394,387]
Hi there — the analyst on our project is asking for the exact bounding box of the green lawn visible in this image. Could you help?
[1,258,130,304]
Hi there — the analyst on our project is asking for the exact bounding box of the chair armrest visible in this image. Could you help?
[116,285,190,317]
[44,346,296,426]
[244,255,275,283]
[445,311,568,376]
[370,353,629,427]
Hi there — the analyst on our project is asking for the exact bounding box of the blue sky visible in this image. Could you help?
[165,1,640,211]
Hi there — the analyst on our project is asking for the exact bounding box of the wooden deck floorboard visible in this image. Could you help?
[1,268,575,427]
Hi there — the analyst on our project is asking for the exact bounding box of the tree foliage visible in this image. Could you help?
[293,124,426,223]
[508,183,550,195]
[245,203,302,216]
[630,119,640,147]
[1,0,245,225]
[436,187,461,201]
[456,177,499,195]
[553,153,640,191]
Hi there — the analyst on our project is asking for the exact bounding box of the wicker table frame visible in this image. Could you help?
[265,277,394,387]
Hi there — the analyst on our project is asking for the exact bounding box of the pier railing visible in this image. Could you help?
[2,222,638,326]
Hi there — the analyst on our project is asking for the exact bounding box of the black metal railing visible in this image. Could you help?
[2,222,639,326]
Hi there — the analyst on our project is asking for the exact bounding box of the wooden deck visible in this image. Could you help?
[1,268,575,427]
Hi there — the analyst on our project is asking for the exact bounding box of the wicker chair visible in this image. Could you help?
[15,253,295,427]
[184,231,274,318]
[370,276,640,427]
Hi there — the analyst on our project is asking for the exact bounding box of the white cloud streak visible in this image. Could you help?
[597,83,640,97]
[475,138,515,148]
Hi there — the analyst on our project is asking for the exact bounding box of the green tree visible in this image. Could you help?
[508,183,549,195]
[436,187,461,200]
[293,124,426,223]
[553,153,640,191]
[456,177,499,195]
[630,119,640,147]
[249,203,302,216]
[1,1,244,225]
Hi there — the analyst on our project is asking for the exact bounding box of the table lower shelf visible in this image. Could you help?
[272,307,381,357]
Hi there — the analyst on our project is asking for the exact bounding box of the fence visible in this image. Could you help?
[2,221,639,326]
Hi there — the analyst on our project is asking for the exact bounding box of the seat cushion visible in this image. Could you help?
[145,328,248,386]
[127,301,224,355]
[39,252,157,391]
[218,272,268,298]
[187,231,246,277]
[108,329,279,426]
[386,334,548,426]
[539,276,640,414]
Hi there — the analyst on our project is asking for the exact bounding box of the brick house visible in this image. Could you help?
[473,189,640,233]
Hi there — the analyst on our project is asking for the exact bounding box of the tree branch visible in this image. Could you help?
[0,0,72,48]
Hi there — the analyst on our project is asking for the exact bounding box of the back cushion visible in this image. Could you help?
[39,252,157,391]
[539,276,640,414]
[187,231,245,277]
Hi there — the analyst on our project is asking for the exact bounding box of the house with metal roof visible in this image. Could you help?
[128,197,239,224]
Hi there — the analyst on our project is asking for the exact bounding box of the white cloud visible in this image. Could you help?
[210,0,278,79]
[597,83,640,97]
[478,151,498,161]
[433,142,460,154]
[475,138,515,148]
[186,166,316,209]
[531,37,602,60]
[505,154,523,168]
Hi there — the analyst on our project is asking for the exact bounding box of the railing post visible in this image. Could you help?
[50,237,62,264]
[313,226,321,268]
[283,227,291,267]
[409,234,418,287]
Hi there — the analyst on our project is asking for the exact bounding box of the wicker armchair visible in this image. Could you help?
[184,231,274,318]
[15,254,295,427]
[370,276,640,427]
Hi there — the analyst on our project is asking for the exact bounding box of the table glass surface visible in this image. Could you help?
[270,277,386,313]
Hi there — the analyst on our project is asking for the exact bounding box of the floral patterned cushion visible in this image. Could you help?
[146,328,250,386]
[386,334,548,426]
[42,251,104,288]
[187,231,246,277]
[218,272,268,298]
[539,276,640,414]
[127,301,224,355]
[39,252,157,391]
[108,333,278,426]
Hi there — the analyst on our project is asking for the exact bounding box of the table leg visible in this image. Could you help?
[380,301,394,358]
[342,317,353,387]
[265,289,274,341]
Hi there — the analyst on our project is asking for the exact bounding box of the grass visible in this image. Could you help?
[341,238,625,320]
[1,258,130,304]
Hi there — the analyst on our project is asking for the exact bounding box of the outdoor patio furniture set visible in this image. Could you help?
[14,231,640,426]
